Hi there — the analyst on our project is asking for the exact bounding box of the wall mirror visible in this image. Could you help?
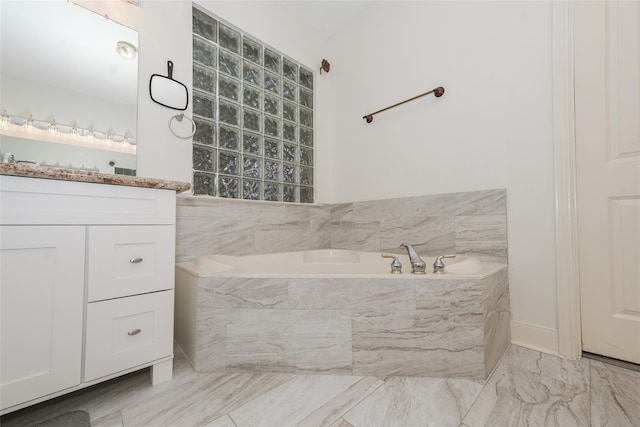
[0,0,138,174]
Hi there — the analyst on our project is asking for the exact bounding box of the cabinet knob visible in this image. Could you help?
[129,257,143,264]
[128,328,141,336]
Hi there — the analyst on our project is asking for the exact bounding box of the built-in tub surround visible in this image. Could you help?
[176,189,507,263]
[175,250,510,380]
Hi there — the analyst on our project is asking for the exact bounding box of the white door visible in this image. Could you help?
[574,1,640,364]
[0,226,85,411]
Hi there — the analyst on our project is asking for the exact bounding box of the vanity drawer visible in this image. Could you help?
[87,226,174,302]
[84,291,174,382]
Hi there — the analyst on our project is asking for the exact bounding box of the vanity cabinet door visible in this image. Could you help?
[0,226,85,411]
[83,291,174,382]
[87,225,175,302]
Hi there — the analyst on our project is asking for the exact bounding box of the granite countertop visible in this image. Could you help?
[0,162,191,193]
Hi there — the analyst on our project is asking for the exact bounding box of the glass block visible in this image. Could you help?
[219,51,240,78]
[264,72,280,95]
[219,23,240,54]
[283,101,297,122]
[218,175,239,198]
[242,37,262,65]
[243,156,261,178]
[219,75,240,101]
[193,37,216,68]
[193,92,215,118]
[283,143,296,162]
[299,107,313,128]
[193,64,216,94]
[193,118,215,145]
[300,127,313,146]
[283,80,296,101]
[300,147,313,166]
[299,67,313,90]
[265,160,280,181]
[243,108,261,132]
[264,182,280,202]
[219,125,239,150]
[264,116,280,137]
[193,145,216,172]
[264,48,281,73]
[283,185,297,202]
[283,123,297,143]
[283,163,296,183]
[264,95,280,116]
[219,151,239,175]
[243,61,262,87]
[193,172,216,196]
[300,166,313,185]
[243,180,261,200]
[243,86,261,110]
[243,132,261,154]
[193,8,217,42]
[299,87,313,108]
[300,186,313,203]
[283,58,298,82]
[219,101,240,126]
[264,139,280,159]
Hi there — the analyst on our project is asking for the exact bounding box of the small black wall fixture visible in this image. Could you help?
[150,61,189,110]
[363,86,445,123]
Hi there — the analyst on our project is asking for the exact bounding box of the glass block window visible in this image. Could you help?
[192,6,314,203]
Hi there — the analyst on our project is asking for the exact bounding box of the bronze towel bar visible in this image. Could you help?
[362,86,445,123]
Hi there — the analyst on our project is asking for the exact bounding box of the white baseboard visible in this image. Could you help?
[511,320,559,355]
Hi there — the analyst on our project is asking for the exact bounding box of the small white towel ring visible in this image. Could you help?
[169,113,196,139]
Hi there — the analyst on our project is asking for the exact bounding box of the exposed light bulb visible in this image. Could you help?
[48,118,59,135]
[116,41,137,60]
[106,127,114,143]
[24,115,35,130]
[123,130,130,145]
[87,123,95,141]
[0,109,10,127]
[70,121,80,137]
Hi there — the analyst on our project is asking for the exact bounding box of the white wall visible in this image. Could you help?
[75,1,558,342]
[326,2,557,332]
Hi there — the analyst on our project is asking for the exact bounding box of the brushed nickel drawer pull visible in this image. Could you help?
[129,257,143,264]
[128,328,141,336]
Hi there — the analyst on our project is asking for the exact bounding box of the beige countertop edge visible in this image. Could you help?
[0,163,191,193]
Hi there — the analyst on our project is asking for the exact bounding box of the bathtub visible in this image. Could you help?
[175,249,511,380]
[177,249,502,278]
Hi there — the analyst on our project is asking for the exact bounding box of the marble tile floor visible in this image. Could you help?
[2,344,639,427]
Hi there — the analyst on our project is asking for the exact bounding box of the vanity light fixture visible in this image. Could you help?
[105,127,115,143]
[0,109,10,127]
[116,41,137,60]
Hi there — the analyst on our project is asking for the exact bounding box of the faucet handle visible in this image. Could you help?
[381,254,403,274]
[433,254,456,274]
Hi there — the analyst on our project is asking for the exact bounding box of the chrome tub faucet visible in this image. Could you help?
[399,243,426,274]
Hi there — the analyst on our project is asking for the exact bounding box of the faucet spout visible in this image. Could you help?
[399,243,427,274]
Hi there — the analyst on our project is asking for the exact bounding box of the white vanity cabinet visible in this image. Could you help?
[0,175,180,414]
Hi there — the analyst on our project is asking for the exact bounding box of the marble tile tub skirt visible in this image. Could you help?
[175,264,510,380]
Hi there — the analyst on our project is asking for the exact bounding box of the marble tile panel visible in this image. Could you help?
[330,221,380,252]
[310,218,332,248]
[455,215,507,240]
[225,309,352,374]
[483,267,511,374]
[413,189,506,216]
[455,239,508,263]
[199,277,289,309]
[380,216,455,256]
[462,345,591,427]
[229,375,383,427]
[342,376,483,427]
[204,414,238,427]
[121,372,294,426]
[330,202,354,222]
[254,220,317,253]
[352,311,485,378]
[288,278,415,310]
[176,217,256,260]
[414,278,483,313]
[332,418,356,427]
[352,196,413,222]
[90,411,123,427]
[590,360,640,427]
[196,310,227,372]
